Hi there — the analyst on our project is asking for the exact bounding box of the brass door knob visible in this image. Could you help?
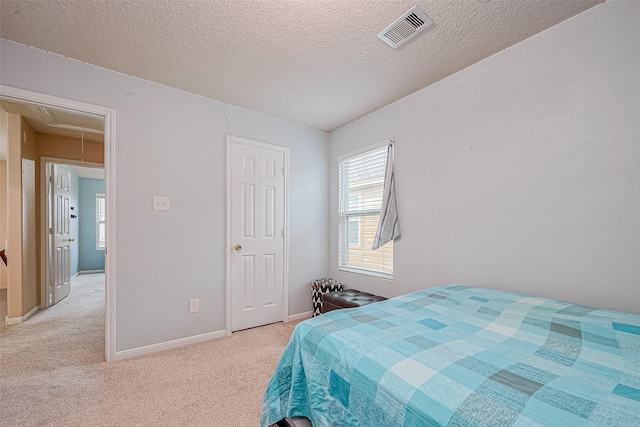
[234,244,242,251]
[66,238,75,242]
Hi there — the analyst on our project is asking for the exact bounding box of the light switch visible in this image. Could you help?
[153,196,170,211]
[189,299,199,313]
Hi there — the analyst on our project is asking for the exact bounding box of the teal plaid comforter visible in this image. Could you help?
[261,285,640,426]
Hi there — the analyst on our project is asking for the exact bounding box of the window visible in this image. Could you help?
[96,193,106,250]
[347,195,361,245]
[347,217,361,245]
[338,145,393,277]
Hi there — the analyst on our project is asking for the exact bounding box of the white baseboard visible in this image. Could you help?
[113,329,227,361]
[6,305,39,325]
[71,272,79,280]
[79,270,105,275]
[113,313,311,361]
[288,310,312,322]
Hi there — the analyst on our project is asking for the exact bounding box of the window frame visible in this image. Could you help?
[338,142,393,279]
[96,193,106,250]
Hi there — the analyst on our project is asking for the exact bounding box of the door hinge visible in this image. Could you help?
[49,228,52,234]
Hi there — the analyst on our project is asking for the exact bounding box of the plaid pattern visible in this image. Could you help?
[261,285,640,427]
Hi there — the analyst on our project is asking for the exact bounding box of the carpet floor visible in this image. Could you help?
[0,273,301,426]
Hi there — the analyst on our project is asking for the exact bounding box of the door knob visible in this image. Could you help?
[234,244,242,251]
[66,238,75,242]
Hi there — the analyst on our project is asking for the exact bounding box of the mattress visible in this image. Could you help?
[261,285,640,426]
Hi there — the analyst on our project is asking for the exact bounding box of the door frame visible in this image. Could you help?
[0,85,116,362]
[41,158,104,308]
[225,135,289,335]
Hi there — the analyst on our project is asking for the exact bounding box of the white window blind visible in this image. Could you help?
[96,193,106,250]
[338,145,393,277]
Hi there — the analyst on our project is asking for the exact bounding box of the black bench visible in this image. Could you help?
[321,289,387,313]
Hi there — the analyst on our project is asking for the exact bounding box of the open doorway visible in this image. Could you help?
[43,160,105,308]
[0,85,115,361]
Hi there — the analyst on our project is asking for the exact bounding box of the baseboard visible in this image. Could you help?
[113,314,310,361]
[113,329,227,361]
[288,311,312,322]
[71,272,79,280]
[79,269,105,274]
[5,305,39,325]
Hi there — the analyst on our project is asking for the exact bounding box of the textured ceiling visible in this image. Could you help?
[0,0,602,132]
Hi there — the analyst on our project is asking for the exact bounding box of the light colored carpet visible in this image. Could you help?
[0,273,302,426]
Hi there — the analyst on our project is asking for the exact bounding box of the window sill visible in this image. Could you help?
[338,266,393,280]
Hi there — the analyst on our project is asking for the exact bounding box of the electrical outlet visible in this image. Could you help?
[153,196,170,211]
[189,299,199,313]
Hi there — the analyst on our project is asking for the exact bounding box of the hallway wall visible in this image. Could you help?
[79,178,105,272]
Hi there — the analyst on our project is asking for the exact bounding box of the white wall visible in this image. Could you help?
[0,40,329,351]
[329,1,640,314]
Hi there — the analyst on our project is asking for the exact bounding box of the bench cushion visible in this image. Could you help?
[321,289,387,313]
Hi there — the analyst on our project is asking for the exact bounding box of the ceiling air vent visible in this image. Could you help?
[377,6,433,49]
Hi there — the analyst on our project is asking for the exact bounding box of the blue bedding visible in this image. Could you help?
[261,285,640,426]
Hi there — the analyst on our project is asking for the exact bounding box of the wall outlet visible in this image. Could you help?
[189,299,199,313]
[153,196,170,211]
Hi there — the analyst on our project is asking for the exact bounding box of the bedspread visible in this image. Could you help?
[261,285,640,426]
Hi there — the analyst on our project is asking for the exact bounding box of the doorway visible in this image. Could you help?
[226,135,289,333]
[0,85,116,361]
[42,160,105,308]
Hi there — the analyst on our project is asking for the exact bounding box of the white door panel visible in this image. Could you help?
[52,164,72,304]
[230,139,286,331]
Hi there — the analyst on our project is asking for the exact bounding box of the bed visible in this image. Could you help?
[261,285,640,426]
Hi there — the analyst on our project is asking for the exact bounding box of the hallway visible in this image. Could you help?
[0,273,105,422]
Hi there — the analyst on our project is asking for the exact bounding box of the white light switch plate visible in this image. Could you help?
[189,299,199,313]
[153,196,170,211]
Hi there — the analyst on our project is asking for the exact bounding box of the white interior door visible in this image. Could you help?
[52,164,72,304]
[230,138,286,332]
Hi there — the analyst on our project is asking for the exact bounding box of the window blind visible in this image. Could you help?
[338,145,393,276]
